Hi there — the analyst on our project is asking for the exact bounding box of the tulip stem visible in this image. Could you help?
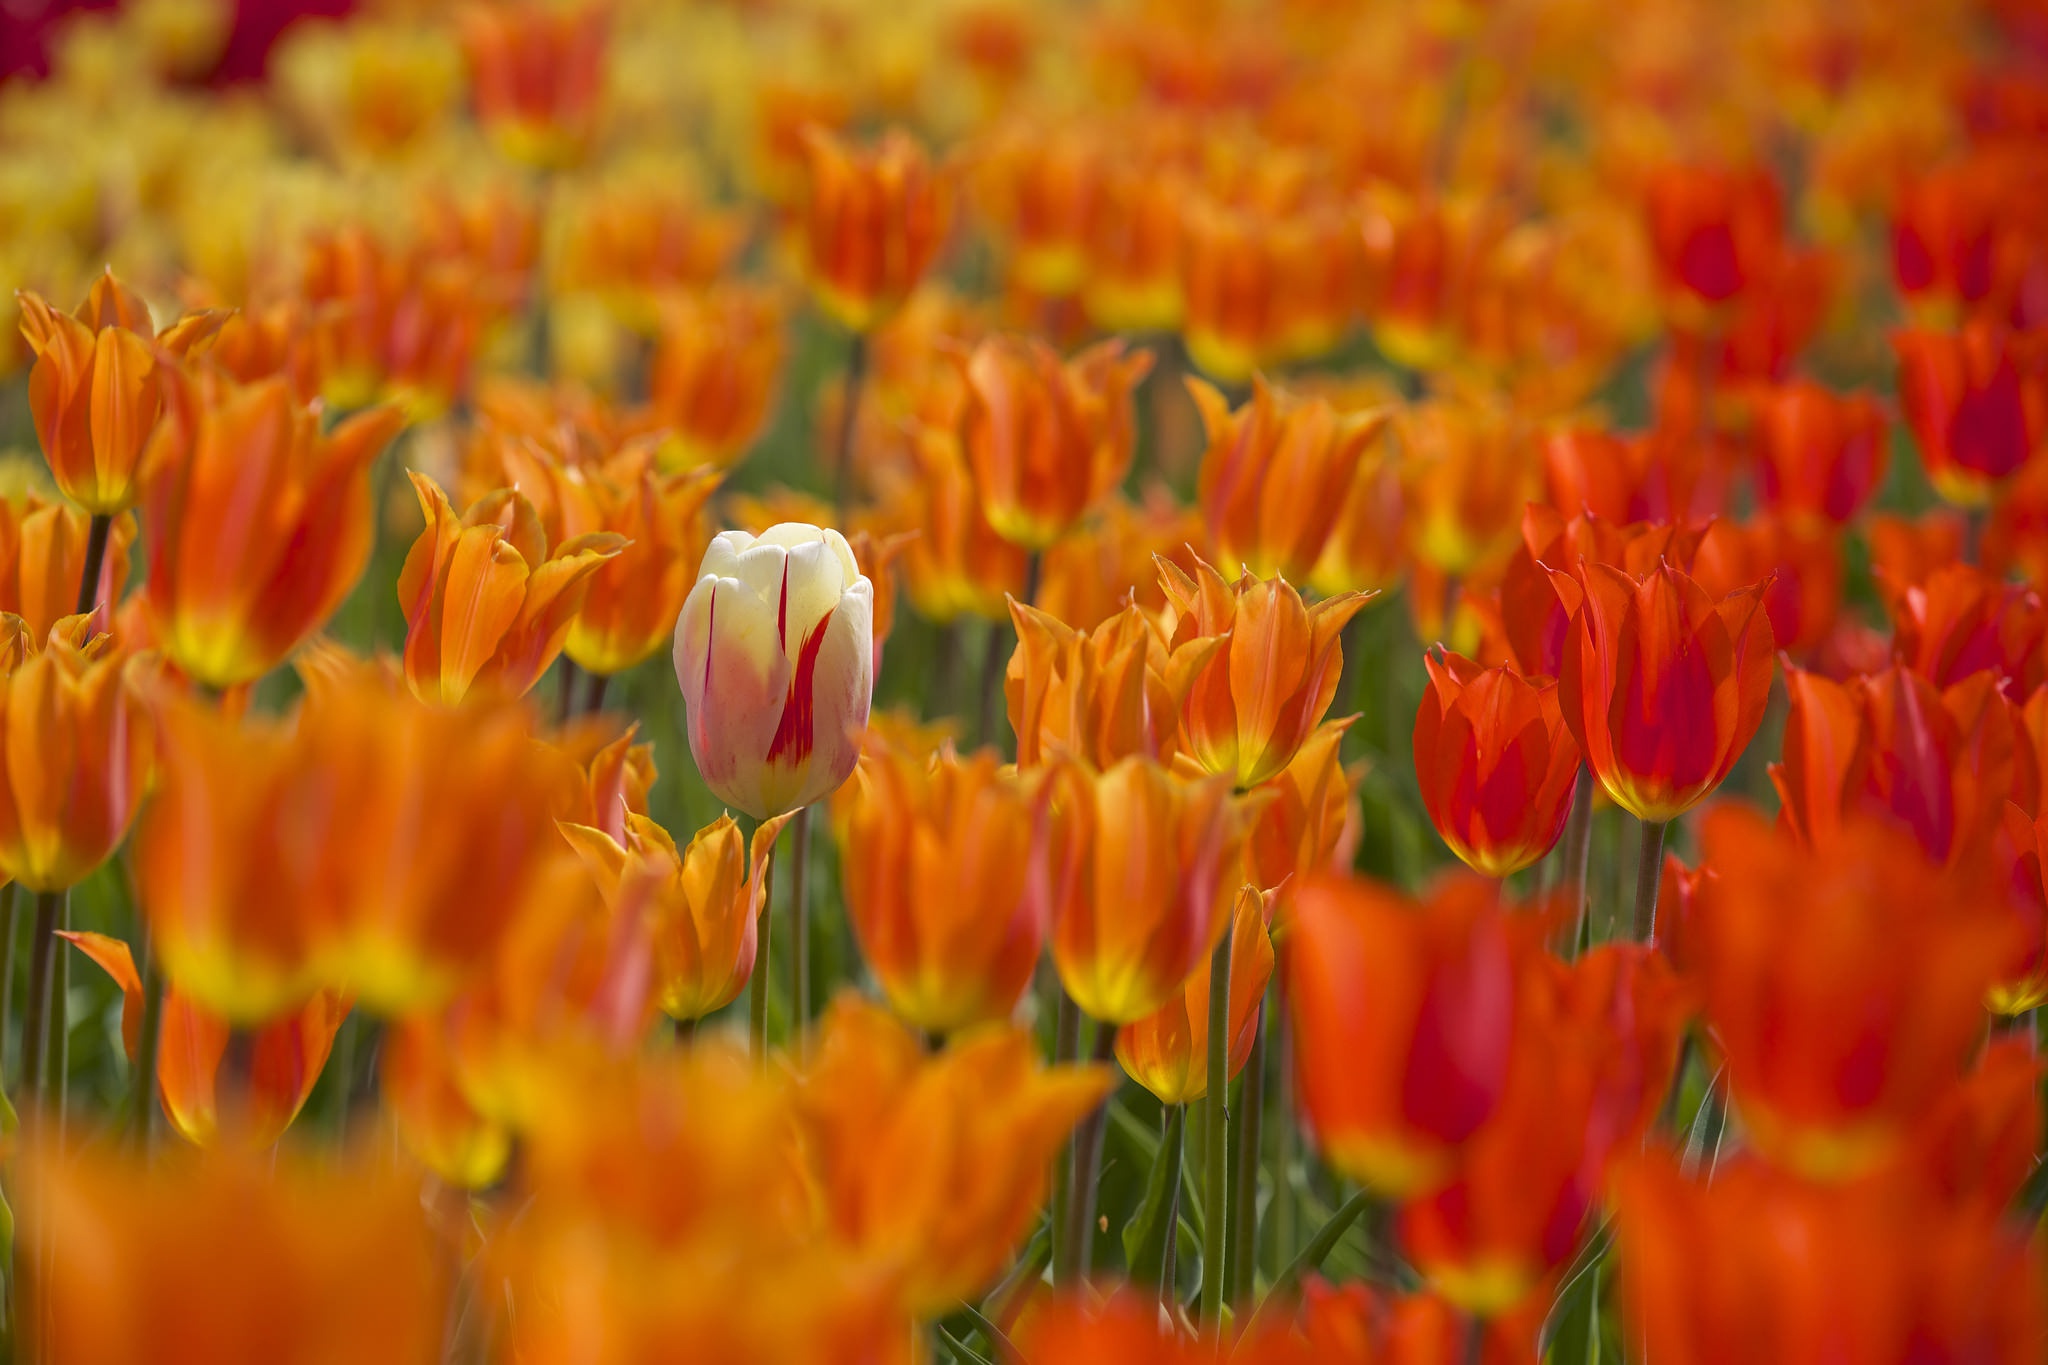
[18,890,62,1117]
[556,657,581,728]
[1559,766,1595,956]
[833,331,868,521]
[1049,990,1081,1285]
[978,617,1009,752]
[788,805,814,1056]
[1199,929,1233,1324]
[0,883,16,1084]
[129,924,164,1153]
[75,512,112,618]
[749,884,772,1067]
[1634,819,1669,944]
[1271,1003,1296,1276]
[1060,1024,1119,1282]
[1229,1004,1266,1303]
[585,670,610,716]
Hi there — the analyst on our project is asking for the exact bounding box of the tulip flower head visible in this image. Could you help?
[1894,324,2047,506]
[674,523,874,820]
[798,125,951,334]
[0,494,135,639]
[1548,557,1775,823]
[1005,598,1213,771]
[1413,649,1581,879]
[1115,885,1273,1106]
[17,270,225,515]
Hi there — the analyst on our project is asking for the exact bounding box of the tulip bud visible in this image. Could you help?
[673,523,875,820]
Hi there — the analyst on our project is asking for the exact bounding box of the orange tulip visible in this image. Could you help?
[1413,649,1581,879]
[1894,323,2048,505]
[1691,512,1845,657]
[1116,885,1272,1106]
[0,495,134,639]
[396,473,624,704]
[542,714,657,841]
[60,930,350,1149]
[138,370,404,689]
[1865,510,1968,595]
[543,455,719,678]
[1160,555,1371,789]
[1642,162,1784,321]
[0,630,150,893]
[1041,757,1249,1024]
[1006,598,1214,771]
[839,740,1043,1034]
[135,670,566,1022]
[797,996,1111,1313]
[1883,562,2047,695]
[457,0,608,169]
[1287,872,1519,1197]
[1179,194,1361,384]
[1492,507,1703,680]
[956,334,1153,550]
[1751,379,1889,526]
[1244,716,1358,895]
[798,126,951,333]
[1306,415,1407,600]
[1549,558,1774,823]
[1082,148,1191,336]
[972,118,1105,298]
[381,1013,512,1189]
[886,423,1028,624]
[1541,424,1715,526]
[1772,665,2023,868]
[646,286,786,470]
[300,226,491,419]
[23,1144,447,1363]
[1035,491,1204,632]
[1399,398,1537,579]
[16,269,225,515]
[551,184,748,328]
[1892,156,2009,323]
[559,810,790,1024]
[1689,806,2017,1178]
[1192,375,1391,583]
[1617,1154,2045,1365]
[1400,946,1688,1317]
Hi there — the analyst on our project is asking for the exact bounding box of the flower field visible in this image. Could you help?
[0,0,2042,1360]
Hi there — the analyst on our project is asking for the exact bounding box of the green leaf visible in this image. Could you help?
[1542,1262,1602,1365]
[1539,1222,1612,1355]
[1124,1105,1185,1288]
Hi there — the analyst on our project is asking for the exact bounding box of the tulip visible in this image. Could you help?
[1751,379,1889,526]
[559,810,790,1024]
[1548,558,1774,824]
[381,1013,513,1189]
[541,715,658,843]
[1006,599,1213,771]
[892,423,1029,623]
[1642,162,1784,319]
[838,740,1043,1034]
[1287,872,1519,1197]
[1909,1038,2045,1215]
[1244,716,1359,895]
[135,670,567,1023]
[973,118,1105,298]
[1192,375,1390,583]
[1116,886,1272,1106]
[673,523,874,821]
[397,473,625,705]
[0,629,150,893]
[1306,418,1407,600]
[1892,157,2007,322]
[1399,399,1536,579]
[457,0,608,169]
[1616,1155,2045,1365]
[1493,507,1704,680]
[1035,492,1205,632]
[1882,561,2046,694]
[1082,150,1189,335]
[552,182,747,330]
[300,226,490,419]
[1400,947,1689,1317]
[647,286,786,469]
[1179,194,1362,384]
[1894,324,2048,505]
[60,930,350,1149]
[1041,757,1249,1024]
[1160,555,1371,790]
[1994,805,2048,1016]
[16,269,225,515]
[956,334,1152,550]
[1689,806,2017,1178]
[546,456,720,679]
[798,126,951,334]
[139,370,404,689]
[0,495,134,639]
[1541,424,1711,526]
[1412,650,1581,879]
[796,997,1112,1313]
[24,1144,448,1362]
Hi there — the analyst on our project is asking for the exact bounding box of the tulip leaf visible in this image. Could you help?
[1680,1065,1727,1179]
[1265,1188,1371,1300]
[1542,1262,1603,1365]
[1109,1101,1203,1241]
[1539,1221,1614,1353]
[1124,1105,1185,1288]
[936,1324,994,1365]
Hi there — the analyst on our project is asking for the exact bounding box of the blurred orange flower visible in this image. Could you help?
[1006,599,1212,771]
[1750,379,1889,526]
[646,286,786,469]
[1115,885,1272,1106]
[798,126,951,333]
[1894,323,2048,506]
[458,0,608,169]
[0,496,133,638]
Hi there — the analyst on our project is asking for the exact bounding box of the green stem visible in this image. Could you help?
[749,873,773,1068]
[53,894,68,1145]
[585,669,610,716]
[18,890,61,1115]
[789,805,813,1057]
[1199,929,1233,1324]
[75,511,113,619]
[556,657,580,728]
[977,616,1008,753]
[1248,1188,1372,1337]
[1560,765,1594,957]
[129,924,164,1152]
[0,883,17,1084]
[1634,818,1670,945]
[1230,1004,1266,1303]
[1060,1024,1118,1282]
[1048,990,1081,1285]
[1270,1001,1296,1279]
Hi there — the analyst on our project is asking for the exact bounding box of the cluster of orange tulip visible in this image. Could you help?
[0,0,2044,1360]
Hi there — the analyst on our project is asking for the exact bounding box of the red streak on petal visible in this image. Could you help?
[767,606,834,766]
